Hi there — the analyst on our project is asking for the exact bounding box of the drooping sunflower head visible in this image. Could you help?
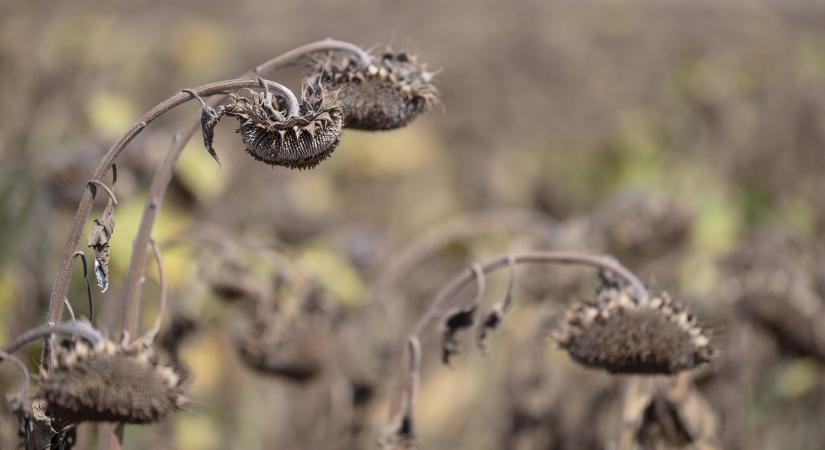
[550,285,713,375]
[308,49,439,131]
[38,340,186,424]
[225,83,344,170]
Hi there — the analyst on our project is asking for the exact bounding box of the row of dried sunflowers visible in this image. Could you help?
[0,38,716,450]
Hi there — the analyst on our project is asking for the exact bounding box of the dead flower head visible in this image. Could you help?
[550,286,712,375]
[193,80,344,170]
[226,83,343,169]
[309,49,439,130]
[38,340,186,424]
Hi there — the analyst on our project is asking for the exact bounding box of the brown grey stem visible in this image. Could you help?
[386,250,649,430]
[252,38,372,73]
[87,180,118,205]
[96,41,366,450]
[137,240,167,345]
[0,350,30,403]
[72,251,94,322]
[3,322,103,355]
[414,250,649,336]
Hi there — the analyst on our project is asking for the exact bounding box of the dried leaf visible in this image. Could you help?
[199,103,225,166]
[87,199,114,292]
[441,305,476,366]
[182,88,226,166]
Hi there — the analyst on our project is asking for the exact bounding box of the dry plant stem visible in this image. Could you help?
[104,40,370,450]
[45,79,297,335]
[372,209,558,309]
[0,350,30,402]
[387,250,649,428]
[413,250,649,337]
[43,80,296,450]
[3,322,104,355]
[618,377,650,450]
[402,336,421,416]
[72,251,94,322]
[119,39,371,337]
[142,240,167,343]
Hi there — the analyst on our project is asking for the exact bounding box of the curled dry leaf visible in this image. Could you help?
[550,283,713,375]
[190,93,226,166]
[441,305,476,366]
[86,198,114,292]
[441,264,485,365]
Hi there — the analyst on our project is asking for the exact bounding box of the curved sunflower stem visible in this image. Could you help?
[117,40,368,347]
[252,38,372,73]
[135,240,167,346]
[414,250,649,337]
[0,350,30,404]
[43,77,298,338]
[3,322,104,356]
[101,40,368,450]
[386,250,649,437]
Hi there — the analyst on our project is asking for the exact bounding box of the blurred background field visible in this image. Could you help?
[2,0,825,449]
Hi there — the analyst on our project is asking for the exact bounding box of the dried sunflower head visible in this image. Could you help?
[550,286,712,375]
[38,340,186,424]
[308,49,439,130]
[224,83,344,170]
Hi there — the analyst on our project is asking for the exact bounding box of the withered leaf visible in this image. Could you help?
[183,88,226,166]
[87,199,114,292]
[476,309,502,353]
[476,257,516,353]
[199,103,226,166]
[441,305,476,366]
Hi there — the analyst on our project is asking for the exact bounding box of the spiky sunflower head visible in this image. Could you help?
[550,286,712,375]
[308,49,439,130]
[38,340,186,424]
[224,83,344,170]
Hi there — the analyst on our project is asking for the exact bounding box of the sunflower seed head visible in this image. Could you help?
[38,341,187,424]
[226,85,344,170]
[309,49,439,130]
[550,286,712,375]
